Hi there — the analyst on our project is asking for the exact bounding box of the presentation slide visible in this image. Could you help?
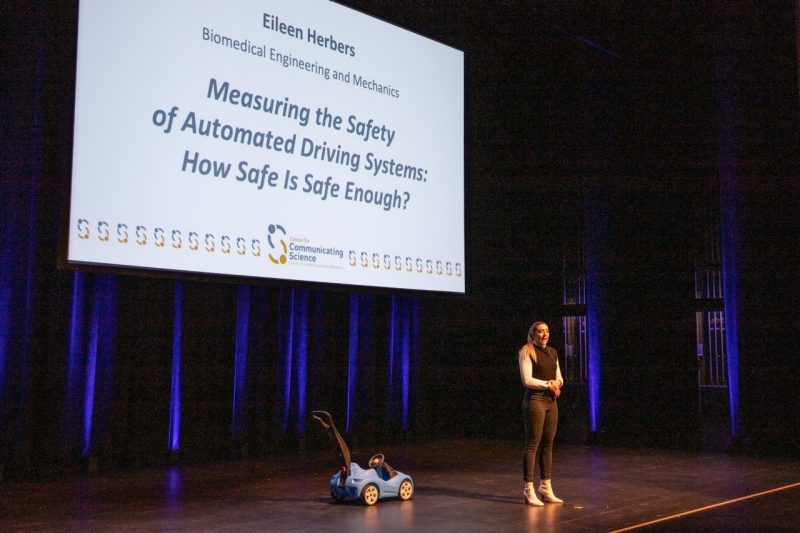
[68,0,465,293]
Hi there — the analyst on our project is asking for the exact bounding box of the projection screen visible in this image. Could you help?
[67,0,464,293]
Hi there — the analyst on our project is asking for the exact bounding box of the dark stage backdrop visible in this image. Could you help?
[1,1,798,480]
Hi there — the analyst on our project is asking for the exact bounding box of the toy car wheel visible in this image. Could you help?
[361,483,379,506]
[331,488,346,502]
[398,479,413,501]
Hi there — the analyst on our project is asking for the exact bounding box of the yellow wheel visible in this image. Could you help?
[361,483,379,506]
[398,479,413,501]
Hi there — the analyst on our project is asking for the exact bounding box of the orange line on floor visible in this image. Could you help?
[609,481,800,532]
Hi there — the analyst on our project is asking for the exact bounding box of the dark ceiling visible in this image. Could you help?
[335,0,796,185]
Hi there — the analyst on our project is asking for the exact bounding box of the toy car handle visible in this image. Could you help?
[311,410,332,429]
[311,410,352,479]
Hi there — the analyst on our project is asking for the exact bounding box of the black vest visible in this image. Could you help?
[529,345,558,381]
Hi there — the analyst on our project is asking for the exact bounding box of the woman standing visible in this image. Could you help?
[518,321,564,506]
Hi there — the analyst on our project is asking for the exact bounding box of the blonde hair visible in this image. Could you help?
[520,321,547,364]
[520,342,537,364]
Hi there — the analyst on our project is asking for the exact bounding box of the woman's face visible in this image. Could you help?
[531,324,549,347]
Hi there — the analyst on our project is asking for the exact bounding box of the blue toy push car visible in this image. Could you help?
[311,410,414,506]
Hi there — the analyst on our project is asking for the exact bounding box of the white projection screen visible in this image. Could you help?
[67,0,465,293]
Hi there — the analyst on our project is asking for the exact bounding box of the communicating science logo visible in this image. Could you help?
[267,224,288,265]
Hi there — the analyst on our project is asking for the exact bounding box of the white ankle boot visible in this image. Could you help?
[538,479,563,503]
[524,482,544,506]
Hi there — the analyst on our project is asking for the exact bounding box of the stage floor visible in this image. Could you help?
[2,439,799,531]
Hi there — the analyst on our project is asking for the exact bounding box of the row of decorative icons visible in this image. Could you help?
[347,251,463,277]
[75,219,463,277]
[77,219,273,256]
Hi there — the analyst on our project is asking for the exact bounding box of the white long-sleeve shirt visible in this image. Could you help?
[518,345,564,390]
